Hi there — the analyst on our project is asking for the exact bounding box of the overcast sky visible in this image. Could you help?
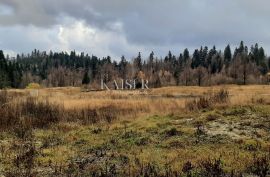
[0,0,270,59]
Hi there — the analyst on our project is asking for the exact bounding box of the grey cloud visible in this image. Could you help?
[0,0,270,57]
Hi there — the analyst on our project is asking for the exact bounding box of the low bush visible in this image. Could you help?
[198,158,224,177]
[164,127,182,137]
[0,95,135,131]
[0,96,62,131]
[185,89,229,111]
[248,155,270,177]
[26,83,41,89]
[20,97,62,128]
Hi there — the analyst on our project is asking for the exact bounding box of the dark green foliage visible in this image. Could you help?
[82,71,90,85]
[183,48,190,63]
[224,44,232,64]
[134,52,142,71]
[250,43,266,66]
[0,41,270,89]
[259,62,268,75]
[191,49,201,68]
[0,50,9,88]
[0,50,22,88]
[119,55,128,79]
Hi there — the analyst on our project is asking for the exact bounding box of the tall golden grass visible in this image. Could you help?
[1,85,270,176]
[2,85,270,128]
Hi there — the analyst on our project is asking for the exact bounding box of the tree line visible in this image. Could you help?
[0,41,270,89]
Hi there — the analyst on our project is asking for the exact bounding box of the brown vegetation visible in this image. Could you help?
[1,85,270,176]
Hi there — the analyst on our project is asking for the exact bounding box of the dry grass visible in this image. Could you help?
[7,85,270,114]
[1,85,270,176]
[1,85,269,130]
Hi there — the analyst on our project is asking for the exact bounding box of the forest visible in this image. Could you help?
[0,41,270,89]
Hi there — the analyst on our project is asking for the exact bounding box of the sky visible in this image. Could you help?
[0,0,270,60]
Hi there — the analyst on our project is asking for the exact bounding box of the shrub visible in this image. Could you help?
[185,89,229,111]
[20,97,62,128]
[198,158,224,177]
[182,161,194,177]
[195,122,207,137]
[206,113,220,122]
[0,104,21,131]
[26,83,41,89]
[212,89,229,103]
[248,155,269,177]
[13,122,33,140]
[0,96,62,131]
[164,127,182,137]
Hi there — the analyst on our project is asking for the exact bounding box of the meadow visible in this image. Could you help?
[1,85,270,177]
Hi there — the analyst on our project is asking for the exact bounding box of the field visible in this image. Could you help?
[1,85,270,176]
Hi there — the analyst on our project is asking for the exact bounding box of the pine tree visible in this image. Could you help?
[119,56,128,79]
[82,71,90,85]
[239,41,245,54]
[205,46,216,67]
[134,52,142,71]
[148,51,155,71]
[201,46,208,67]
[224,45,232,64]
[0,50,10,88]
[149,51,154,64]
[258,47,265,65]
[268,58,270,69]
[259,62,268,75]
[191,49,200,68]
[183,48,190,63]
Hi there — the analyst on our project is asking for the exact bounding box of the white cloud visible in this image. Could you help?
[0,17,150,59]
[54,18,150,59]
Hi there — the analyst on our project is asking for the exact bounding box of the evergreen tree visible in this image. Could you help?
[258,47,265,65]
[201,46,208,67]
[0,40,269,88]
[148,51,155,71]
[259,62,268,75]
[119,56,128,79]
[206,46,217,67]
[224,45,232,64]
[0,51,4,60]
[168,51,172,62]
[210,53,223,74]
[0,50,10,88]
[191,49,200,68]
[268,58,270,70]
[239,41,245,54]
[250,44,265,66]
[178,53,184,66]
[183,48,190,63]
[82,71,90,85]
[149,51,154,64]
[134,52,142,71]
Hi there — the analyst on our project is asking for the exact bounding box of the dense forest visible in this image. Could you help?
[0,41,270,89]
